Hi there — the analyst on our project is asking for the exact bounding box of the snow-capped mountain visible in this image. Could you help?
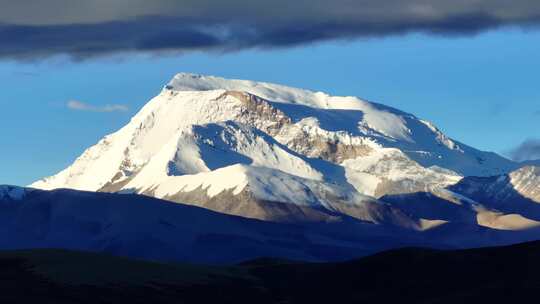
[31,73,530,228]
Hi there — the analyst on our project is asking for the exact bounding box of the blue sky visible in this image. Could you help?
[1,29,539,185]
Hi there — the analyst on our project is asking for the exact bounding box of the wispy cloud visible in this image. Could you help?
[67,100,129,113]
[509,138,540,162]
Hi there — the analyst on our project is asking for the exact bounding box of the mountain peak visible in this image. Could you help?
[165,73,335,108]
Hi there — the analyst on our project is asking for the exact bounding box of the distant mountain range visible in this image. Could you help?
[2,73,538,262]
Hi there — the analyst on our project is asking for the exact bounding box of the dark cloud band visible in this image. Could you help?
[1,0,540,59]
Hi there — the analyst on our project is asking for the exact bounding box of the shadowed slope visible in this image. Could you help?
[0,185,435,264]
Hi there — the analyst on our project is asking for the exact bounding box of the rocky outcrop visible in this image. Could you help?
[142,185,421,230]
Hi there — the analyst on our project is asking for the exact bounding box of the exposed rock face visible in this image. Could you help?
[451,166,540,204]
[154,187,342,223]
[374,178,432,198]
[145,185,420,229]
[509,166,540,202]
[219,91,293,136]
[284,132,373,163]
[98,174,134,193]
[343,148,461,198]
[447,166,540,219]
[223,91,374,165]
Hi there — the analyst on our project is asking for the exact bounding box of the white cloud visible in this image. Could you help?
[67,100,129,113]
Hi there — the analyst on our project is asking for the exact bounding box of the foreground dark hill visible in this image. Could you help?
[3,241,540,303]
